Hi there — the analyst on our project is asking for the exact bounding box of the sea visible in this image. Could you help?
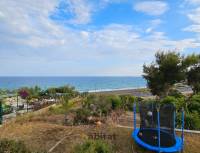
[0,76,147,92]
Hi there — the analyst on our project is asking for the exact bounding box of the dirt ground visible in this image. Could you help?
[0,111,199,153]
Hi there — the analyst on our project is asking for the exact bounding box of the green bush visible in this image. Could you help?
[160,96,185,110]
[177,111,200,130]
[119,95,136,111]
[188,94,200,114]
[108,96,122,110]
[126,96,135,111]
[74,108,91,124]
[73,140,113,153]
[2,104,13,115]
[168,89,184,98]
[84,94,137,114]
[161,96,179,105]
[0,139,31,153]
[48,105,66,114]
[83,95,112,117]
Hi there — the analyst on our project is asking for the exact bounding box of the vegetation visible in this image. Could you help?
[187,66,200,94]
[48,94,136,125]
[0,139,32,153]
[143,51,185,97]
[143,51,200,97]
[46,85,79,98]
[83,94,136,116]
[0,51,200,153]
[183,54,200,93]
[73,140,113,153]
[151,93,200,130]
[2,103,13,114]
[142,51,200,130]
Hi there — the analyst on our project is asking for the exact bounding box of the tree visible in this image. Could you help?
[184,54,200,94]
[30,86,41,99]
[187,66,200,94]
[143,51,185,97]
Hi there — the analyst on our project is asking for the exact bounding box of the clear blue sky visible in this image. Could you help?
[0,0,200,76]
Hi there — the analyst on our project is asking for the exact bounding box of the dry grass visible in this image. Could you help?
[0,119,200,153]
[0,102,199,153]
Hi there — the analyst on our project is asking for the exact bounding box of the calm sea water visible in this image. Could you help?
[0,77,146,92]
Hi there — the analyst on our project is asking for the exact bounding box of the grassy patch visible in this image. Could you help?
[0,121,199,153]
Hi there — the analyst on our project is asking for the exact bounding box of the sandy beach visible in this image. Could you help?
[92,88,153,97]
[91,86,193,97]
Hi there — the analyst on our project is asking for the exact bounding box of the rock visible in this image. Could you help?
[96,121,102,126]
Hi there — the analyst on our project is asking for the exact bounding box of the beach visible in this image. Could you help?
[92,88,153,97]
[90,86,193,97]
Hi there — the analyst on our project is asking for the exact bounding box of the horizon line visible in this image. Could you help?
[0,75,143,77]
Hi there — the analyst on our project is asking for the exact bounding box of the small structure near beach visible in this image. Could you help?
[132,102,184,153]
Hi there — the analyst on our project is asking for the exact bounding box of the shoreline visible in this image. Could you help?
[89,87,153,97]
[87,86,146,93]
[89,86,193,97]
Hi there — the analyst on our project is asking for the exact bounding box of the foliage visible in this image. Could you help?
[48,105,66,114]
[73,140,113,153]
[83,94,136,117]
[0,89,10,96]
[83,95,112,117]
[48,97,74,115]
[168,89,184,98]
[108,96,122,110]
[143,51,185,97]
[73,94,135,124]
[0,139,31,153]
[161,96,179,104]
[45,87,56,98]
[74,108,91,124]
[2,104,13,115]
[160,96,185,111]
[18,89,29,99]
[176,111,200,130]
[18,86,41,100]
[119,95,135,111]
[46,85,79,98]
[187,66,200,94]
[182,53,200,68]
[188,94,200,114]
[154,93,200,130]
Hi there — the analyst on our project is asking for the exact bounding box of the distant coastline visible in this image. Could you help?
[0,76,147,92]
[88,86,146,93]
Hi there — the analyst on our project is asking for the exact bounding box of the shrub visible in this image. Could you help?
[2,104,13,115]
[83,95,112,117]
[160,96,185,111]
[188,94,200,114]
[0,139,31,153]
[74,108,91,124]
[168,89,184,98]
[48,105,66,114]
[73,140,113,153]
[108,96,122,110]
[161,96,179,105]
[126,96,135,111]
[119,95,135,111]
[176,111,200,130]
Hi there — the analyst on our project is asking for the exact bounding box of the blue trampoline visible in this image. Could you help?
[132,102,184,153]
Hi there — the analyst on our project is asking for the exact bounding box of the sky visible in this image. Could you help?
[0,0,200,76]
